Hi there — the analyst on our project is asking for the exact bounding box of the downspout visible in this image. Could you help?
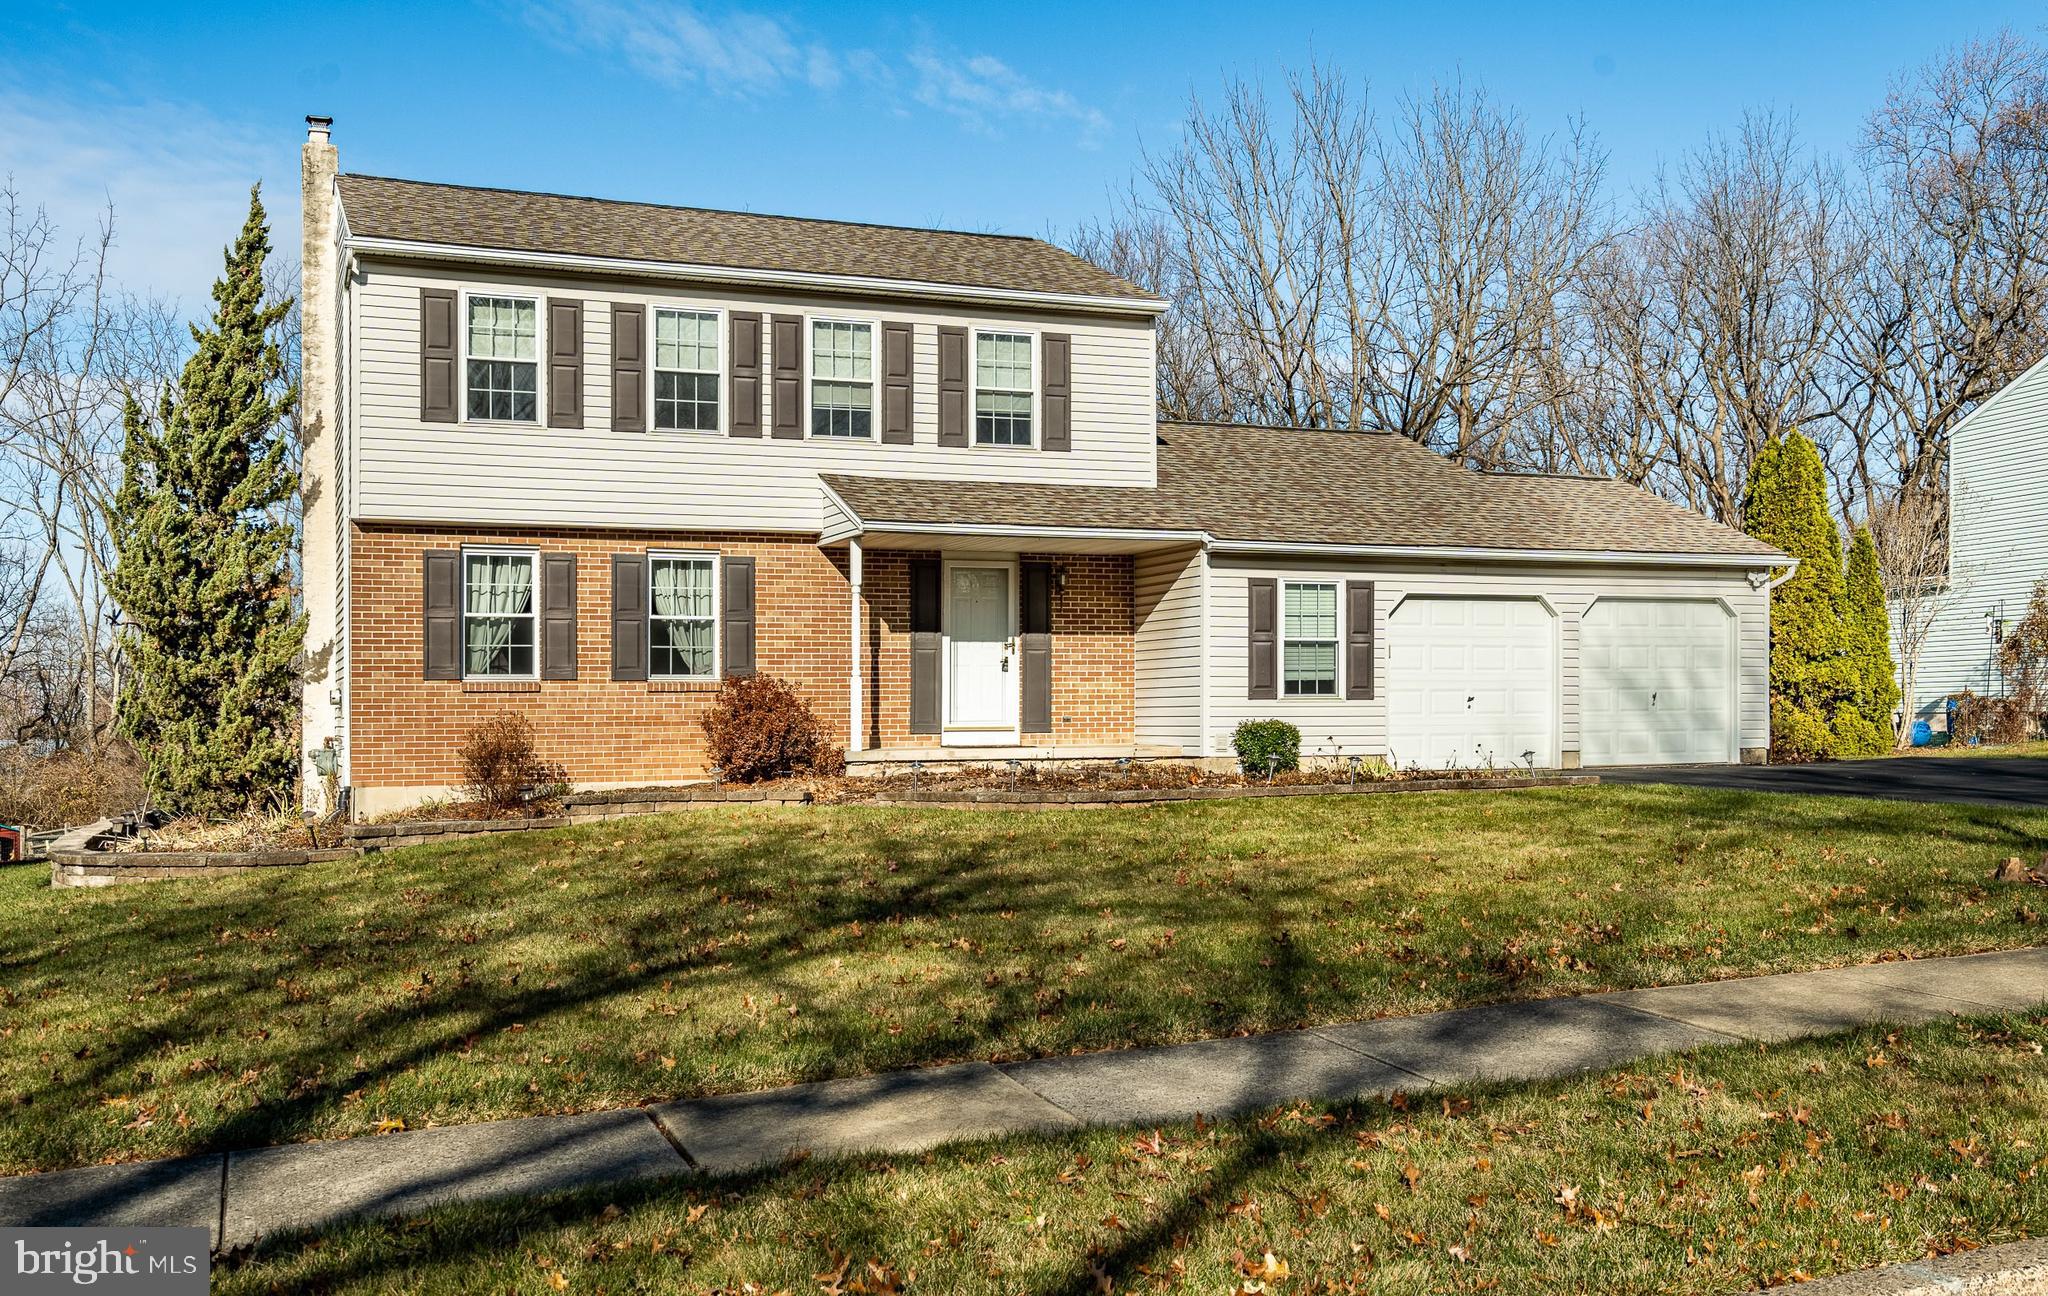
[1764,557,1801,592]
[847,538,863,754]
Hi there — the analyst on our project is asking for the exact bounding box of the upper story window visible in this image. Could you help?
[654,308,720,432]
[466,296,538,422]
[464,548,537,679]
[1282,581,1338,697]
[974,331,1034,446]
[649,553,717,679]
[810,319,874,438]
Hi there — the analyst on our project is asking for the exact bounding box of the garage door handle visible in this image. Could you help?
[1651,691,1658,706]
[1466,696,1474,705]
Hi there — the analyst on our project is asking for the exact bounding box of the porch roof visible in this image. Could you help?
[821,422,1785,563]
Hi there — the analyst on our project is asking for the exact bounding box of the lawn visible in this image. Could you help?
[1901,738,2048,759]
[214,1013,2048,1295]
[3,783,2046,1175]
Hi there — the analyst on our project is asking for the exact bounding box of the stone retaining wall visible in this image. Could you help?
[869,773,1597,809]
[48,821,359,889]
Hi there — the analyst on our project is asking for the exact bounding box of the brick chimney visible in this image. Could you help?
[299,116,343,810]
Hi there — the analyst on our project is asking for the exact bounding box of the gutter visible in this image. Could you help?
[344,235,1169,318]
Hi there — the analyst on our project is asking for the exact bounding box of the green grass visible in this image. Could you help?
[214,1014,2048,1295]
[1898,739,2048,759]
[3,784,2046,1175]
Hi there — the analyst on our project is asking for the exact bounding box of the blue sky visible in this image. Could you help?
[3,1,2042,307]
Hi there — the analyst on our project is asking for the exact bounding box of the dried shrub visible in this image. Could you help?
[457,712,568,813]
[702,675,843,782]
[0,744,145,829]
[1993,580,2048,741]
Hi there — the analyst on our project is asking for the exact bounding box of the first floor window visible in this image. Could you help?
[974,331,1034,446]
[650,554,717,679]
[654,308,720,431]
[810,319,873,438]
[466,296,538,421]
[1282,581,1338,696]
[465,550,536,678]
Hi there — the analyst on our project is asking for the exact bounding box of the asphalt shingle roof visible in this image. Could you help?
[823,422,1783,560]
[335,174,1159,304]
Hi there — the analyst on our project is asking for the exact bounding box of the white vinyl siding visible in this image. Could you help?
[464,295,538,422]
[1133,545,1205,754]
[649,553,717,679]
[463,548,537,679]
[348,263,1159,532]
[653,308,720,432]
[1203,556,1770,766]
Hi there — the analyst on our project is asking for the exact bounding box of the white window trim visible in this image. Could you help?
[648,550,721,681]
[649,302,727,436]
[1280,579,1340,698]
[458,290,545,427]
[803,313,881,441]
[460,545,541,682]
[969,326,1039,449]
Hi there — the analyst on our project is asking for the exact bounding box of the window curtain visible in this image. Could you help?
[466,554,531,674]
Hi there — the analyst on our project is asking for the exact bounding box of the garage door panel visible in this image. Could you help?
[1581,599,1734,767]
[1388,597,1557,770]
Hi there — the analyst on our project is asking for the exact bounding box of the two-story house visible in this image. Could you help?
[296,119,1785,815]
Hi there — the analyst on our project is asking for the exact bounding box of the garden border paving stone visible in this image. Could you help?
[2,946,2043,1253]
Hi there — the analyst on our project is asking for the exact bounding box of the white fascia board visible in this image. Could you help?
[1206,537,1788,569]
[345,236,1170,318]
[850,519,1208,544]
[817,479,863,544]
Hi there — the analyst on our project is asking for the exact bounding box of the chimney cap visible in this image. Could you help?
[306,115,334,139]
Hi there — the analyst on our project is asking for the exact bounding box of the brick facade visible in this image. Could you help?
[347,524,1135,806]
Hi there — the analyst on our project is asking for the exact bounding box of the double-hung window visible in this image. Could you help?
[654,308,720,431]
[974,331,1034,446]
[649,554,718,680]
[464,549,537,678]
[466,296,539,422]
[810,319,874,438]
[1282,581,1338,697]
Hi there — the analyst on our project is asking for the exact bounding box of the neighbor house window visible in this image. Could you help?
[974,331,1033,446]
[465,296,538,421]
[649,554,717,679]
[1282,581,1338,696]
[654,308,720,431]
[464,549,537,678]
[810,319,873,438]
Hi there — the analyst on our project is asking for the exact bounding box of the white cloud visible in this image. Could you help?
[523,0,1108,141]
[0,90,290,312]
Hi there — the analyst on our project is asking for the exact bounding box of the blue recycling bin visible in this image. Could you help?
[1910,719,1933,747]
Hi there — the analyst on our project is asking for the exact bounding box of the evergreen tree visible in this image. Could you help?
[110,187,303,817]
[1844,525,1901,746]
[1742,432,1878,760]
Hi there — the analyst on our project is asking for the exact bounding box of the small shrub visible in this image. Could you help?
[1232,719,1301,773]
[703,675,843,783]
[457,712,567,813]
[1947,691,2032,747]
[0,745,145,829]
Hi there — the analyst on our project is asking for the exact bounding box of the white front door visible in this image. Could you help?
[944,563,1016,739]
[1580,598,1735,765]
[1386,597,1557,770]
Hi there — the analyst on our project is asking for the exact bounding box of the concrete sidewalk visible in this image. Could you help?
[3,946,2044,1252]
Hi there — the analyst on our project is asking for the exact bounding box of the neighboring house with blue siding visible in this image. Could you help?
[1896,351,2048,726]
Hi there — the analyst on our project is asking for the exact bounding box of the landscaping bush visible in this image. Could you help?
[457,712,567,813]
[702,675,844,782]
[1944,691,2032,747]
[0,744,145,830]
[1232,719,1300,773]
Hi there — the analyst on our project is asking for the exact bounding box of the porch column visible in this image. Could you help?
[848,538,864,753]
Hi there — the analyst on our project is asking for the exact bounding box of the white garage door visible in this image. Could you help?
[1387,598,1557,770]
[1580,599,1734,766]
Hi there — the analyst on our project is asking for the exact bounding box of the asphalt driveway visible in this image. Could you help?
[1592,755,2048,808]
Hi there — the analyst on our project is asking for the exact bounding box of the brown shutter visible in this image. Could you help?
[770,315,803,439]
[881,322,914,444]
[423,549,461,679]
[1021,561,1053,733]
[546,299,583,429]
[1345,580,1375,700]
[721,556,756,677]
[728,310,761,437]
[909,559,942,734]
[1247,577,1278,701]
[610,553,647,681]
[541,553,578,680]
[936,326,968,447]
[1040,333,1071,452]
[611,304,645,433]
[420,289,458,423]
